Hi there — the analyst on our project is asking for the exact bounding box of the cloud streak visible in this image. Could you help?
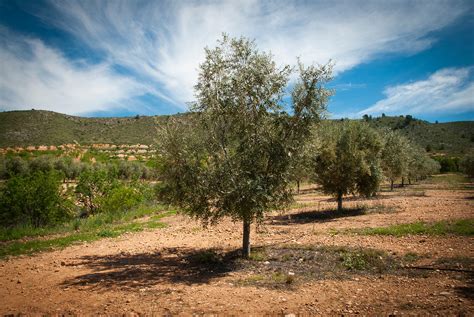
[0,30,151,115]
[1,0,471,114]
[359,67,474,116]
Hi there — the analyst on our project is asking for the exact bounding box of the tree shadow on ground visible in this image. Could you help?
[268,207,366,225]
[323,195,393,203]
[61,247,242,290]
[454,272,474,300]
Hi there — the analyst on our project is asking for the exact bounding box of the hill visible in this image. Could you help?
[0,110,473,154]
[365,115,474,155]
[0,110,169,147]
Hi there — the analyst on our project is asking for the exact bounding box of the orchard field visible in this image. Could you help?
[1,174,473,315]
[1,35,473,316]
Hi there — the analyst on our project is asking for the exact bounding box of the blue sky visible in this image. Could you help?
[0,0,473,122]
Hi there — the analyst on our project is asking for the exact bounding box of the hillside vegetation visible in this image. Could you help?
[0,110,473,154]
[365,115,474,155]
[0,110,169,146]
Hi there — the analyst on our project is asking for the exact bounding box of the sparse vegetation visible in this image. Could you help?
[0,206,175,257]
[351,219,474,236]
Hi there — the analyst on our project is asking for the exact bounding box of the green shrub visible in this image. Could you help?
[75,168,116,216]
[98,185,145,214]
[0,171,73,228]
[433,156,460,173]
[5,156,29,177]
[117,161,142,180]
[29,156,54,173]
[54,157,86,180]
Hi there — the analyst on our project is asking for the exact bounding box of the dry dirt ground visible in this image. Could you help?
[1,181,473,316]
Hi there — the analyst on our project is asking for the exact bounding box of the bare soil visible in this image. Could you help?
[1,183,473,315]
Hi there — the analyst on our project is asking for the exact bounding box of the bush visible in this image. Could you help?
[98,184,145,214]
[75,168,116,216]
[29,156,54,173]
[433,156,460,173]
[54,157,86,180]
[0,171,73,228]
[117,161,142,180]
[5,156,29,177]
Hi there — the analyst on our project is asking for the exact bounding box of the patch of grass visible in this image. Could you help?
[239,272,295,287]
[402,252,420,263]
[429,173,470,185]
[249,249,268,261]
[189,250,223,265]
[0,204,173,242]
[317,246,392,272]
[0,207,175,258]
[0,232,98,258]
[145,222,167,229]
[355,219,474,236]
[244,274,265,283]
[235,245,398,288]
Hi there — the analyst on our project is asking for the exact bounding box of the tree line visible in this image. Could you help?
[0,155,157,181]
[154,35,471,258]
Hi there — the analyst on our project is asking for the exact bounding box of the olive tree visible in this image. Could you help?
[311,121,383,211]
[461,151,474,178]
[406,142,440,183]
[157,35,332,257]
[381,130,409,190]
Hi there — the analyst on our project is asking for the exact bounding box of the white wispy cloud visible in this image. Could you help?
[1,0,471,114]
[0,30,155,115]
[359,67,474,116]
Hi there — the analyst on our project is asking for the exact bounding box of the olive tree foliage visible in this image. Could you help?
[381,130,410,190]
[157,35,333,257]
[289,141,313,194]
[406,142,440,183]
[311,121,383,211]
[75,168,116,216]
[460,151,474,178]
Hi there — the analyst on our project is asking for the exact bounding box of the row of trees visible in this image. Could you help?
[155,35,445,257]
[305,122,439,211]
[0,156,157,181]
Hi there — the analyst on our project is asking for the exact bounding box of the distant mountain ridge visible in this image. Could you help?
[0,110,472,155]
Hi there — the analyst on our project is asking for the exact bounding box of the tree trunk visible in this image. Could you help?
[408,178,412,185]
[297,180,300,195]
[390,179,394,191]
[337,192,343,212]
[401,177,405,187]
[242,219,251,258]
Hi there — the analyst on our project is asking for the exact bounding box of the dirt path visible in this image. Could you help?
[1,184,473,315]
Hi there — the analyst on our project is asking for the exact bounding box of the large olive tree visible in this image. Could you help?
[311,121,383,211]
[157,35,332,257]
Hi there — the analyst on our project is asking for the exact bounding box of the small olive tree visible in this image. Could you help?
[157,35,332,257]
[311,121,383,211]
[406,142,440,183]
[461,151,474,178]
[381,130,409,190]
